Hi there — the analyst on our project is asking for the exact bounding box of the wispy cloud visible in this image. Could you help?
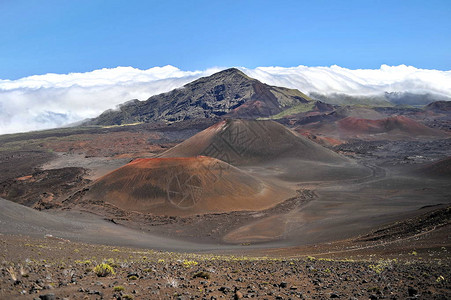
[1,65,450,134]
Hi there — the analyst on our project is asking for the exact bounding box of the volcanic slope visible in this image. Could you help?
[83,156,292,216]
[300,115,449,141]
[424,100,451,112]
[294,106,385,125]
[160,119,369,181]
[416,156,451,178]
[85,68,311,125]
[338,116,449,136]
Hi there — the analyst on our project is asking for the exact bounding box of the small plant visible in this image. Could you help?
[166,276,179,288]
[368,286,380,293]
[75,259,92,265]
[410,251,418,256]
[193,271,210,279]
[19,265,28,277]
[318,258,333,262]
[128,275,138,280]
[182,259,198,268]
[113,285,125,292]
[93,263,115,277]
[6,266,17,281]
[436,275,445,283]
[105,258,119,268]
[368,260,394,274]
[122,295,134,300]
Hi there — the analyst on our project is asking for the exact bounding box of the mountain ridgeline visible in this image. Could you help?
[85,68,311,126]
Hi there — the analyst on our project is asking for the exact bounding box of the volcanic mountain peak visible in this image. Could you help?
[161,119,347,165]
[85,68,311,126]
[194,67,252,82]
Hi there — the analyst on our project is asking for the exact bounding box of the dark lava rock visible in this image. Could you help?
[219,286,231,294]
[127,272,139,279]
[87,290,103,296]
[39,294,55,300]
[408,286,418,297]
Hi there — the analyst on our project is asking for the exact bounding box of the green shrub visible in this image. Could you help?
[93,263,115,277]
[368,287,380,293]
[113,285,125,292]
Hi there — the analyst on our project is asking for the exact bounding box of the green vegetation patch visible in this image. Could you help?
[93,263,115,277]
[261,102,316,120]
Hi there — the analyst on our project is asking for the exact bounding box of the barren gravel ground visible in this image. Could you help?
[1,234,450,300]
[0,122,450,299]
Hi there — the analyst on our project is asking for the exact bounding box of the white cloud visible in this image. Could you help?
[0,66,221,134]
[241,65,451,97]
[0,64,450,135]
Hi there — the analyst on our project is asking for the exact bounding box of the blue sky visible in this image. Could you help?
[1,0,450,79]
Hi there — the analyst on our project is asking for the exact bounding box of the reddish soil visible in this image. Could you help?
[298,115,450,142]
[161,119,348,165]
[42,131,168,158]
[296,130,345,147]
[337,115,447,137]
[417,157,451,178]
[82,156,292,216]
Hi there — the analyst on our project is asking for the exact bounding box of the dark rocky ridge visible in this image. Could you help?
[84,68,311,126]
[425,100,451,112]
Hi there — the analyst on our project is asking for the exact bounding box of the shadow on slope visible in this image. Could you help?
[415,156,451,178]
[160,119,369,181]
[0,197,221,251]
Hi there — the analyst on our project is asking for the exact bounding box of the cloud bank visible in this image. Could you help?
[243,65,451,97]
[1,65,450,134]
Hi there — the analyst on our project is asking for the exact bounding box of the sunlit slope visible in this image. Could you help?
[85,156,291,216]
